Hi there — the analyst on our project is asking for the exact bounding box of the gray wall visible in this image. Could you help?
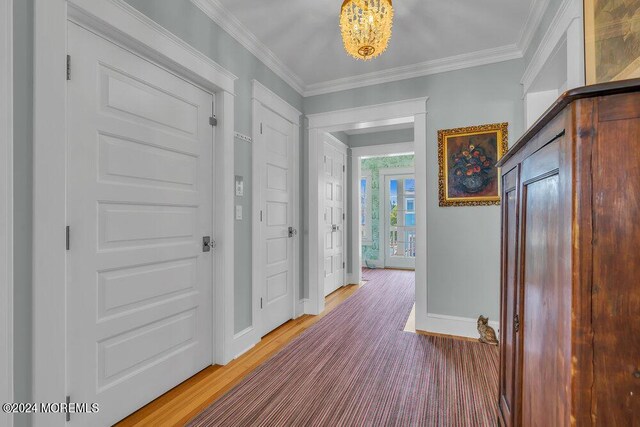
[13,0,33,425]
[305,59,525,321]
[125,0,304,333]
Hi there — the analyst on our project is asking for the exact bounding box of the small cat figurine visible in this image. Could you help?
[477,315,499,345]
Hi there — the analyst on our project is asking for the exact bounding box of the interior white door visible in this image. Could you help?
[66,23,214,426]
[323,140,346,297]
[258,106,296,336]
[384,174,416,269]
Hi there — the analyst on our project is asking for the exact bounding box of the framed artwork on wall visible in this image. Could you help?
[437,122,508,207]
[585,0,640,84]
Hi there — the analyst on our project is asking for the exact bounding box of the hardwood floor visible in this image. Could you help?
[116,283,362,427]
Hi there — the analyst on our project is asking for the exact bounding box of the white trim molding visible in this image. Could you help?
[422,313,500,340]
[307,99,427,132]
[252,79,302,123]
[33,1,236,424]
[191,0,305,94]
[69,0,237,94]
[377,167,415,270]
[0,0,13,424]
[304,44,522,97]
[521,0,584,93]
[516,0,552,54]
[308,99,428,317]
[190,0,526,97]
[214,89,237,366]
[232,326,258,359]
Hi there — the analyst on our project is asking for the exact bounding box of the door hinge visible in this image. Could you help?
[343,165,345,172]
[209,115,217,126]
[324,156,327,163]
[514,314,520,333]
[343,213,345,220]
[66,55,71,81]
[260,210,263,222]
[343,262,345,268]
[260,297,263,309]
[66,226,70,250]
[260,123,263,134]
[65,395,71,422]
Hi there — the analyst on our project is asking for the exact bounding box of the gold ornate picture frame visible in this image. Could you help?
[437,123,508,207]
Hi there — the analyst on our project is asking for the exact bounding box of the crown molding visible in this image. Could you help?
[517,0,552,54]
[191,0,528,98]
[521,0,582,93]
[303,44,523,97]
[191,0,305,95]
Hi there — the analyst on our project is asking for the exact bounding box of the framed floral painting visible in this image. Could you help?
[437,123,508,207]
[585,0,640,84]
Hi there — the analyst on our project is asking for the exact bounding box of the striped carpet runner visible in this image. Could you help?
[189,269,499,426]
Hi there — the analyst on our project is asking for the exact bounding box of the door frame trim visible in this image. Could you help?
[33,1,237,423]
[379,167,416,269]
[248,80,301,355]
[0,0,13,425]
[322,133,348,296]
[307,98,428,317]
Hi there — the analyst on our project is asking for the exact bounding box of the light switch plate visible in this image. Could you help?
[235,205,243,220]
[235,175,244,196]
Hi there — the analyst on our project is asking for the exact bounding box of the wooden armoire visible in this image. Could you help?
[496,80,640,426]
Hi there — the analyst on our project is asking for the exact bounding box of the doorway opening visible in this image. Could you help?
[359,154,416,271]
[306,97,427,328]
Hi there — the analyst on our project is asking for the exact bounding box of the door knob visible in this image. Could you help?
[288,227,297,238]
[202,236,212,252]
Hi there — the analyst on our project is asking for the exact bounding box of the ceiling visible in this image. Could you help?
[193,0,547,96]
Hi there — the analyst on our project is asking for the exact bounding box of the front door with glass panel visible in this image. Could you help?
[384,174,416,269]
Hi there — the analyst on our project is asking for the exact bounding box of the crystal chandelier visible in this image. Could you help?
[340,0,394,61]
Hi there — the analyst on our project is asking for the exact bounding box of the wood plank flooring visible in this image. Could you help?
[116,283,362,427]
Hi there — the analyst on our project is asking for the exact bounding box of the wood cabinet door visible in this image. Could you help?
[499,166,521,427]
[519,138,571,427]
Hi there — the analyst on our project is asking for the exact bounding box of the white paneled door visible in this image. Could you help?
[323,139,346,297]
[66,23,214,426]
[258,106,296,336]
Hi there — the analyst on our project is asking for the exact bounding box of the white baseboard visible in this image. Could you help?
[296,299,306,317]
[422,313,500,339]
[302,298,318,315]
[232,326,259,359]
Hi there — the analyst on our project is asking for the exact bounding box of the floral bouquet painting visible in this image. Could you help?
[438,123,508,207]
